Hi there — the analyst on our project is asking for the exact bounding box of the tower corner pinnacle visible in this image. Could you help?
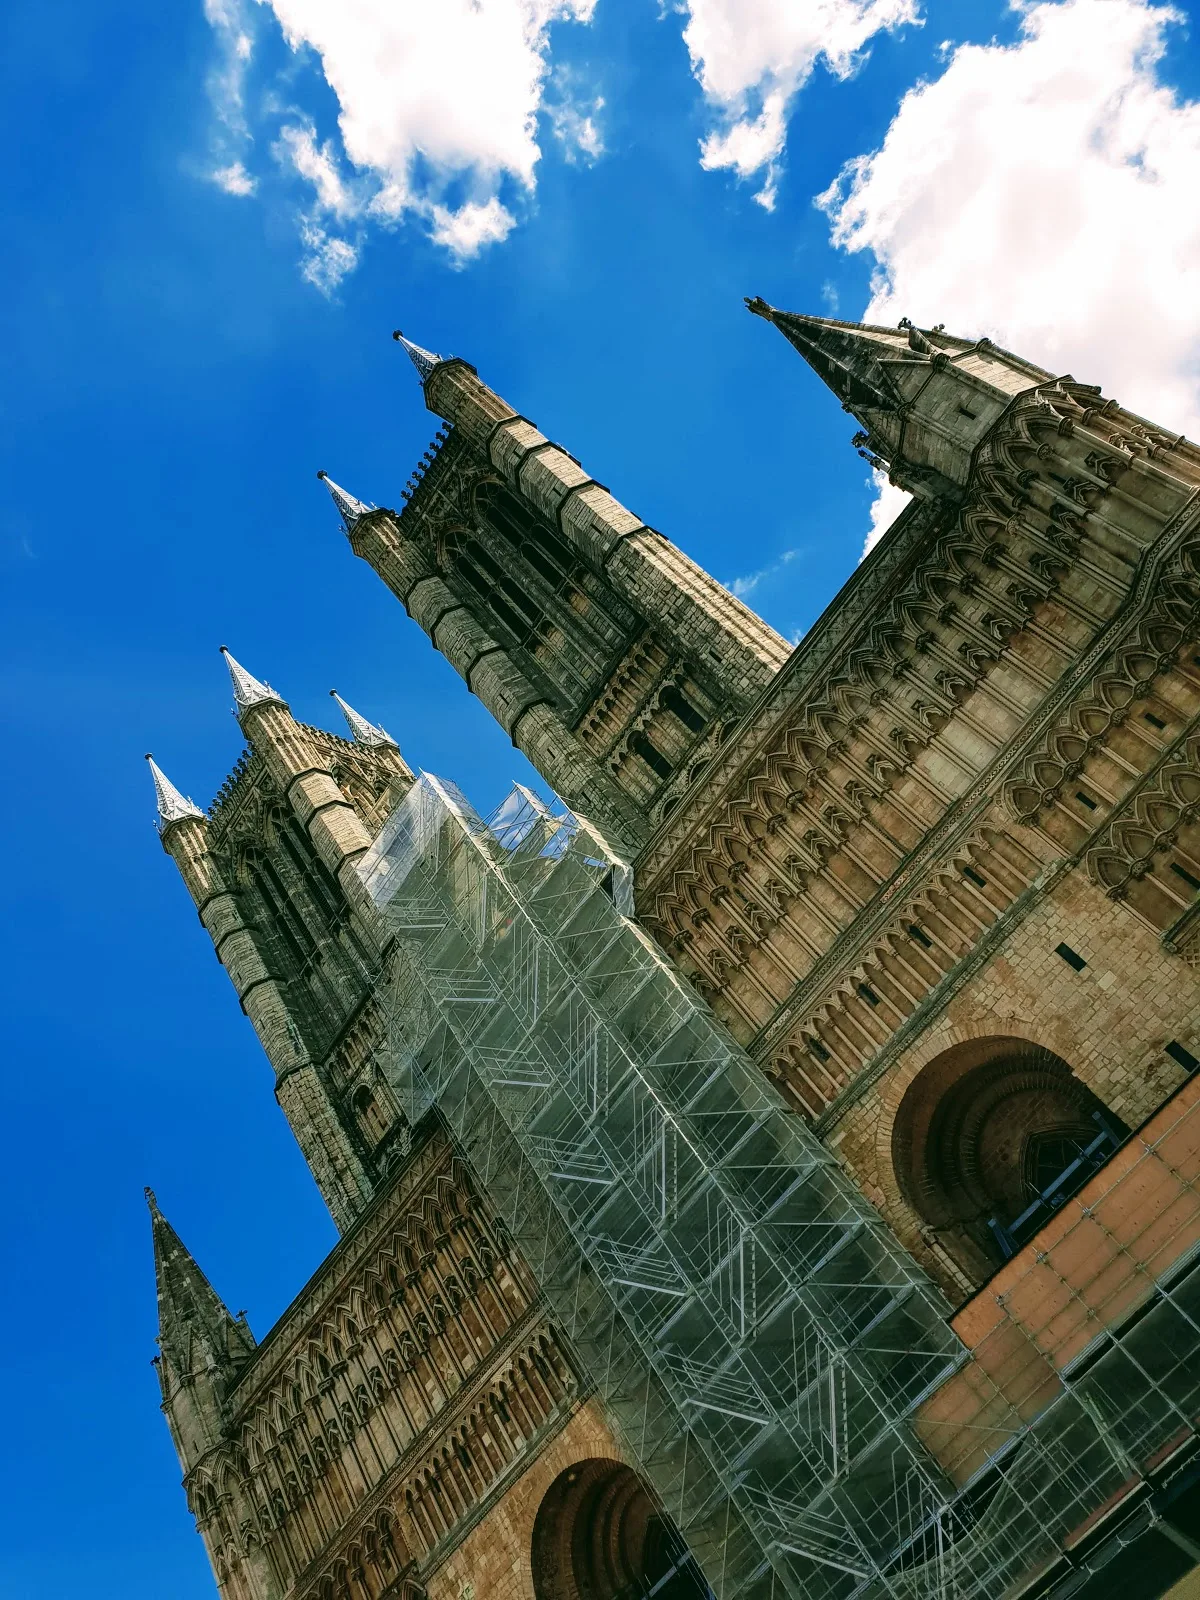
[329,688,400,750]
[317,470,375,535]
[146,754,205,830]
[219,646,286,716]
[392,328,444,382]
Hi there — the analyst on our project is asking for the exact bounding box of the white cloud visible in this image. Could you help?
[680,0,921,207]
[212,160,256,196]
[276,122,358,217]
[199,0,599,281]
[298,222,359,295]
[819,0,1200,551]
[429,198,519,262]
[862,472,911,557]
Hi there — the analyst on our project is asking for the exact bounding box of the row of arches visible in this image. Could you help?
[441,479,716,808]
[648,384,1152,1034]
[441,480,633,714]
[195,1174,530,1586]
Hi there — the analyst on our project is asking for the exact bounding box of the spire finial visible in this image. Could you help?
[316,470,375,535]
[329,689,399,750]
[146,754,205,829]
[392,329,443,382]
[219,646,286,715]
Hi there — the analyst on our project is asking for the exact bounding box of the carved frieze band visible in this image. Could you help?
[185,1155,559,1595]
[645,385,1126,1005]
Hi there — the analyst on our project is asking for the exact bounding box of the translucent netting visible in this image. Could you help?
[358,779,1200,1600]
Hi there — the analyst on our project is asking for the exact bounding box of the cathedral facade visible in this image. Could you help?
[149,307,1200,1600]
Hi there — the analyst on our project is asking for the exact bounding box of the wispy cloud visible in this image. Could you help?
[726,546,801,600]
[298,222,359,294]
[547,66,605,162]
[202,0,256,161]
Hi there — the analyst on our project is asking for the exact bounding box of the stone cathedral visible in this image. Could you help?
[147,306,1200,1600]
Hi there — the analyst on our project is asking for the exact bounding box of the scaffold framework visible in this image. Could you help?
[359,776,1200,1600]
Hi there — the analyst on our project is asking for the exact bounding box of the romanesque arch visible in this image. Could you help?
[891,1036,1127,1281]
[530,1458,708,1600]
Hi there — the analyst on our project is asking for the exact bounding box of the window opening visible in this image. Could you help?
[1166,1041,1200,1073]
[660,685,706,735]
[1054,943,1087,971]
[631,732,673,781]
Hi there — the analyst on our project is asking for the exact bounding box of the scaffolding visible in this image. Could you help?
[359,777,1200,1600]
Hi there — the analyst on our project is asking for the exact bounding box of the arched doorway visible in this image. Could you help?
[892,1038,1127,1281]
[531,1459,710,1600]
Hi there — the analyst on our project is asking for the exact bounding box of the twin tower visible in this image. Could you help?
[147,307,1041,1234]
[146,314,803,1232]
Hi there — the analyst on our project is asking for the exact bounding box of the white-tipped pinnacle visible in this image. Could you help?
[392,329,443,381]
[146,755,204,827]
[219,647,285,714]
[316,471,375,534]
[330,690,399,750]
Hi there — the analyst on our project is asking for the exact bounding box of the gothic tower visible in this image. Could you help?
[151,651,412,1226]
[318,330,791,850]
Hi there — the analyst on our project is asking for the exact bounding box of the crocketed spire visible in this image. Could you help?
[317,470,374,535]
[146,754,204,828]
[392,329,443,382]
[745,298,930,418]
[330,689,399,750]
[148,1188,255,1372]
[220,646,286,713]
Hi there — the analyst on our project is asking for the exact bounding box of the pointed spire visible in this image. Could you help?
[317,470,375,535]
[745,298,929,418]
[330,689,399,750]
[392,328,443,382]
[219,646,285,714]
[147,1188,254,1370]
[146,754,205,829]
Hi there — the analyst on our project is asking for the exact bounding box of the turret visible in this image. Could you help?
[149,1188,253,1472]
[746,299,1054,500]
[218,647,385,907]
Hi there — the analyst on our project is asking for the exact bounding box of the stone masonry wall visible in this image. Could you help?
[425,1399,620,1600]
[828,858,1200,1294]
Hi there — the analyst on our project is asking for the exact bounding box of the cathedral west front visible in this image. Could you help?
[147,305,1200,1600]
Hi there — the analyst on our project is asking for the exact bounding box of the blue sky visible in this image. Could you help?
[1,1,1198,1594]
